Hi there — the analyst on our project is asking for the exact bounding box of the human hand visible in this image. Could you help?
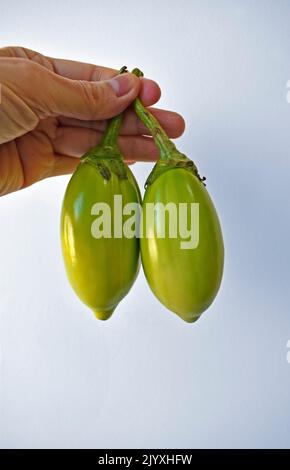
[0,46,185,196]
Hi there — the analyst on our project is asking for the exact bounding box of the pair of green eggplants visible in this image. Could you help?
[61,68,224,323]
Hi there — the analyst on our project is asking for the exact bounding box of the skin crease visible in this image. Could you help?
[0,46,185,196]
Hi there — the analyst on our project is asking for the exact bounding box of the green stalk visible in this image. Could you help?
[100,113,123,148]
[131,68,205,186]
[132,68,181,162]
[84,65,128,155]
[80,66,129,180]
[100,65,128,148]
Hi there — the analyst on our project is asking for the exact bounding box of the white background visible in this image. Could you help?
[1,0,290,448]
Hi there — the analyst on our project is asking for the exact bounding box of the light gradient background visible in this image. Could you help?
[0,0,290,449]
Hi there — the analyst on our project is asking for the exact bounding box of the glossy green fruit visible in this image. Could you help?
[61,161,141,320]
[140,168,224,323]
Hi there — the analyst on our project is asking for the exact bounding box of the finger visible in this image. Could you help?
[0,46,161,106]
[58,107,185,138]
[122,107,185,138]
[139,78,161,107]
[53,127,159,162]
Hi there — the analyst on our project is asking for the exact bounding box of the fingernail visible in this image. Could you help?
[109,74,136,97]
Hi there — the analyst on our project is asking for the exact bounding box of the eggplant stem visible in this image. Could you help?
[132,68,180,162]
[132,68,206,185]
[91,66,128,150]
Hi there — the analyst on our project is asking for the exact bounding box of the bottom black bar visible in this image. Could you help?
[0,449,289,466]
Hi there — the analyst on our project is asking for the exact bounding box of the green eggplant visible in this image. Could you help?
[61,75,141,320]
[132,68,224,323]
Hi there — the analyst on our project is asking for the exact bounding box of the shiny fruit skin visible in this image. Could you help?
[140,168,224,323]
[61,162,141,320]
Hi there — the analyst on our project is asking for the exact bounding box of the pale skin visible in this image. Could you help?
[0,46,185,196]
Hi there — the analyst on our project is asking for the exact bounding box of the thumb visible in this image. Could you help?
[5,60,141,121]
[45,70,141,120]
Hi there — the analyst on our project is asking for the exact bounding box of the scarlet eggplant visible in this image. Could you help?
[61,69,141,320]
[132,69,224,323]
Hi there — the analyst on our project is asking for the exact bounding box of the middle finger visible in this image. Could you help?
[53,126,159,162]
[58,107,185,139]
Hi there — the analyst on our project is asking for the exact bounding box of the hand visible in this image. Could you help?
[0,46,185,196]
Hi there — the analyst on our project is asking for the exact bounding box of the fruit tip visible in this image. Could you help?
[92,308,115,321]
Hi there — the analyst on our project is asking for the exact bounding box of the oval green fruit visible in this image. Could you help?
[140,168,224,323]
[61,161,141,320]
